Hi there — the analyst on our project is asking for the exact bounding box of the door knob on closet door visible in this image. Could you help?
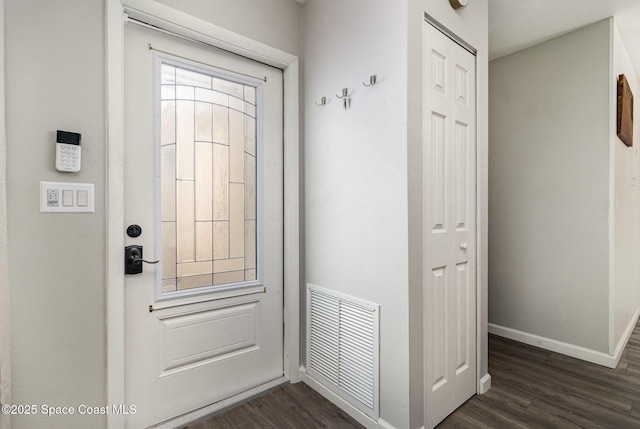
[460,242,468,251]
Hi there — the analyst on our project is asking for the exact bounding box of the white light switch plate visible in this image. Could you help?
[40,181,94,213]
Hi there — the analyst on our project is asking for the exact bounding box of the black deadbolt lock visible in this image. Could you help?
[127,224,142,238]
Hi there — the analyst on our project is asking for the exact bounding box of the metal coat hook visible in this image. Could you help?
[315,96,327,107]
[335,88,350,109]
[362,74,377,87]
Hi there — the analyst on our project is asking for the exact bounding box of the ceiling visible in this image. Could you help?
[489,0,640,73]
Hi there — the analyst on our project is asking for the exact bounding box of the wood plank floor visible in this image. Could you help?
[185,319,640,428]
[182,382,364,429]
[438,319,640,428]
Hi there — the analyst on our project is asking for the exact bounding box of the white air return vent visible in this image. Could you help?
[306,284,379,419]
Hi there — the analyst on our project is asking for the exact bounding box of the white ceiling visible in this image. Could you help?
[489,0,640,73]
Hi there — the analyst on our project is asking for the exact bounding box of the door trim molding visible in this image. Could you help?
[105,1,300,427]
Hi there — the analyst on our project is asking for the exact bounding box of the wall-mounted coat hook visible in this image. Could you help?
[315,96,327,106]
[336,88,349,99]
[362,74,377,87]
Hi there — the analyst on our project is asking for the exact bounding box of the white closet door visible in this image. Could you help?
[423,21,477,429]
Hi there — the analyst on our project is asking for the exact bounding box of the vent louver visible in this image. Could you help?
[307,284,379,419]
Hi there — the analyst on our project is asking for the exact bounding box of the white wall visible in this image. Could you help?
[303,1,488,428]
[612,21,640,352]
[489,20,612,353]
[156,0,302,57]
[5,1,300,428]
[302,0,410,426]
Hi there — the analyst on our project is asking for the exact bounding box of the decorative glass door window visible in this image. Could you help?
[159,61,258,293]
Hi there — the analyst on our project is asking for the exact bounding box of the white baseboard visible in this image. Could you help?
[378,419,396,429]
[489,308,640,369]
[377,418,397,429]
[478,373,491,394]
[151,376,288,429]
[301,368,396,429]
[303,368,492,428]
[489,323,616,367]
[612,308,640,364]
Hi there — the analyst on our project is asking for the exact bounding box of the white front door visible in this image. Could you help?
[423,21,477,428]
[123,20,284,428]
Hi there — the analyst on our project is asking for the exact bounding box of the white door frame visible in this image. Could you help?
[105,1,300,427]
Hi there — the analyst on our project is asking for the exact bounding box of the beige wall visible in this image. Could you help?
[6,1,107,428]
[489,20,613,353]
[0,1,10,428]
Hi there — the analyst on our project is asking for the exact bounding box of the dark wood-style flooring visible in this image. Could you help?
[438,319,640,428]
[183,382,363,429]
[186,320,640,428]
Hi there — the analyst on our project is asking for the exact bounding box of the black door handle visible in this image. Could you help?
[125,245,159,275]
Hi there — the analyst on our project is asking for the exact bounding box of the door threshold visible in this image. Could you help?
[149,376,289,429]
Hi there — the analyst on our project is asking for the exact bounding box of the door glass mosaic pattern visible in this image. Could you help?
[160,63,257,292]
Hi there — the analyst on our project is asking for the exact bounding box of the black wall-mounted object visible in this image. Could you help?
[57,130,81,145]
